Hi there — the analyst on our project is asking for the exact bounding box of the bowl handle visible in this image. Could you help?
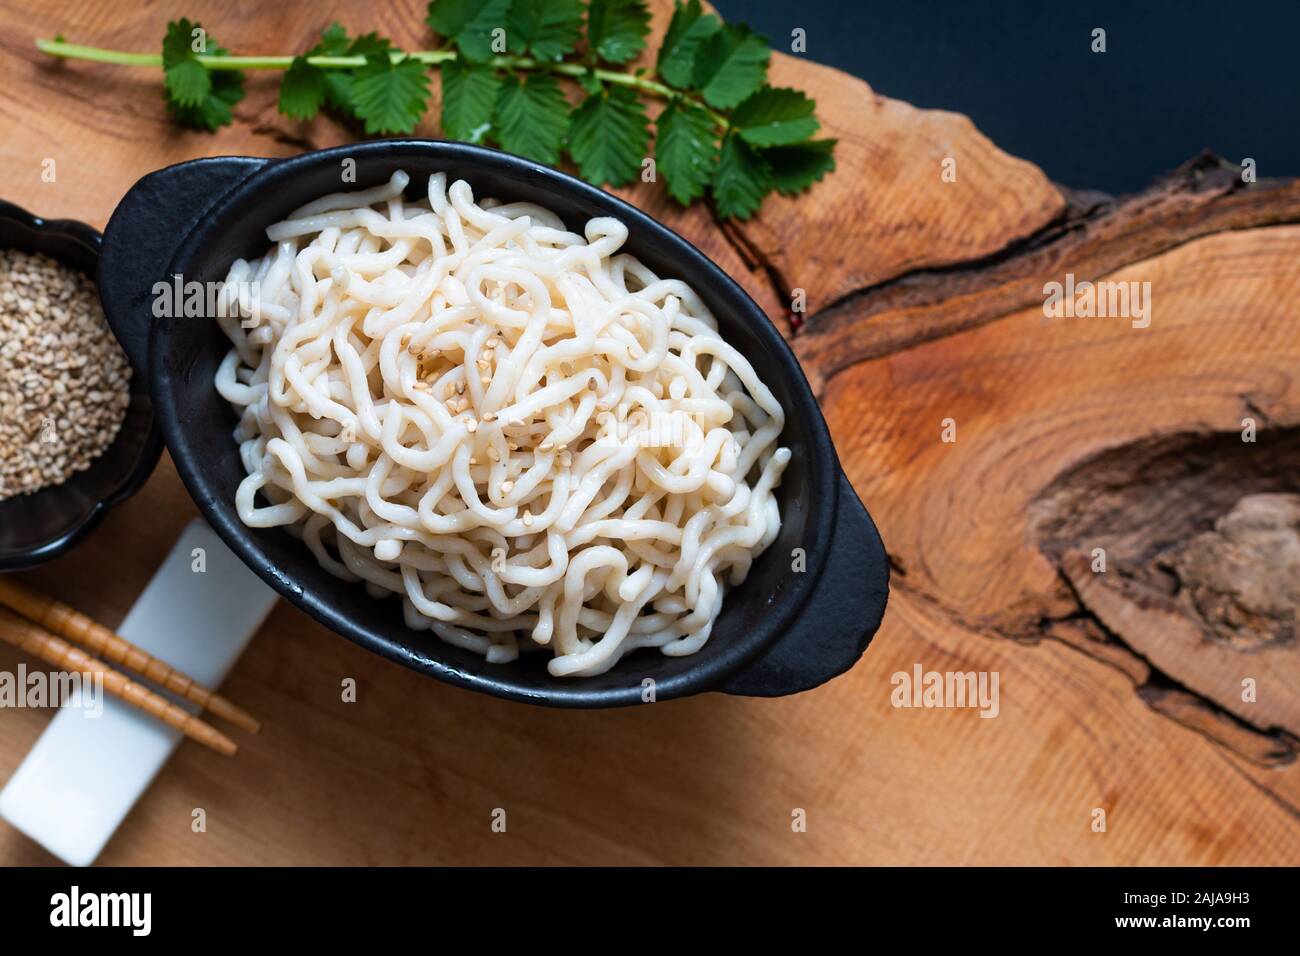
[98,156,271,377]
[718,471,890,697]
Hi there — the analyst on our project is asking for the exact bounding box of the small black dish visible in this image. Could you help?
[0,201,162,571]
[99,141,888,706]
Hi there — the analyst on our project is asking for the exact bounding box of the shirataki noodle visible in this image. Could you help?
[213,170,789,677]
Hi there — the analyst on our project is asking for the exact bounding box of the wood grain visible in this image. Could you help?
[794,153,1300,389]
[0,0,1296,866]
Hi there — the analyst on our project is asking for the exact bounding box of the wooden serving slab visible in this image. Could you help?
[0,1,1295,865]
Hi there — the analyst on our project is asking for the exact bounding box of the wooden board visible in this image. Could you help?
[0,1,1296,866]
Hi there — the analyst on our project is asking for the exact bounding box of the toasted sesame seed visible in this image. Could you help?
[0,250,131,501]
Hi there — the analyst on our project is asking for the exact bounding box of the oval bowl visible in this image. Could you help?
[99,141,887,707]
[0,201,162,571]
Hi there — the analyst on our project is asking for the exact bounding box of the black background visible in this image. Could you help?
[713,0,1299,194]
[7,866,1281,943]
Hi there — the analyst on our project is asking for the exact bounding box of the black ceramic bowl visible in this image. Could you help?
[0,201,162,571]
[98,141,887,706]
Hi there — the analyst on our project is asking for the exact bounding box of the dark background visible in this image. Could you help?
[713,0,1299,195]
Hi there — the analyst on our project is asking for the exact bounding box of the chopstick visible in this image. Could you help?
[0,577,259,734]
[0,607,237,757]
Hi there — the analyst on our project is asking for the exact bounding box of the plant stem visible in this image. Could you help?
[35,39,160,67]
[35,38,731,127]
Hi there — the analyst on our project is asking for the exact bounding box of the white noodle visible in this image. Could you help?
[214,171,789,677]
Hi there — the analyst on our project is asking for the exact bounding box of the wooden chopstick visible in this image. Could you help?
[0,577,259,734]
[0,607,237,757]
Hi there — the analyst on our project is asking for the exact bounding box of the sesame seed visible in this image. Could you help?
[0,250,131,501]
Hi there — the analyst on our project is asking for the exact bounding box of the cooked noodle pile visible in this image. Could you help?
[214,171,788,676]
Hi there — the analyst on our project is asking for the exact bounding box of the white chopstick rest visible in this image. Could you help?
[0,519,278,866]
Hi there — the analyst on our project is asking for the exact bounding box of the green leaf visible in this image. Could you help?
[162,19,210,107]
[566,86,649,187]
[317,21,351,54]
[346,32,395,57]
[162,20,245,130]
[586,0,651,65]
[693,23,770,109]
[281,24,391,120]
[655,99,718,205]
[326,31,395,115]
[165,67,244,131]
[712,132,772,219]
[279,56,326,120]
[165,58,210,108]
[440,60,501,144]
[427,0,480,38]
[657,0,720,90]
[348,54,431,135]
[762,138,837,195]
[309,24,355,114]
[427,0,512,63]
[730,86,818,147]
[455,0,512,63]
[495,72,569,163]
[507,0,584,61]
[322,71,356,114]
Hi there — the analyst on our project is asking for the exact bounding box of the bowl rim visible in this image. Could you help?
[149,140,841,705]
[0,199,163,572]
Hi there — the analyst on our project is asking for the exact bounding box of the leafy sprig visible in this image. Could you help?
[161,19,246,130]
[36,1,837,219]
